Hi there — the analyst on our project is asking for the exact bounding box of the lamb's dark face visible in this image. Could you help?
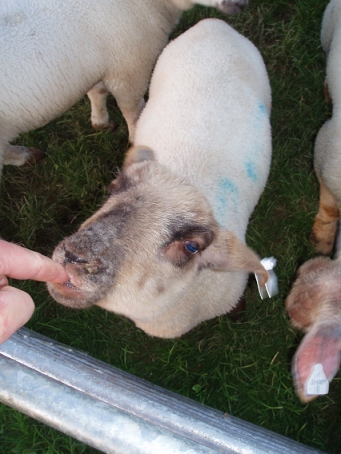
[48,201,136,308]
[48,158,218,315]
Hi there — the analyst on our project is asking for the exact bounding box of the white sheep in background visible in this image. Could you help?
[285,0,341,404]
[48,18,272,338]
[0,0,248,181]
[312,0,341,255]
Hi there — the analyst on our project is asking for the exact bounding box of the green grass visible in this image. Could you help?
[1,0,339,452]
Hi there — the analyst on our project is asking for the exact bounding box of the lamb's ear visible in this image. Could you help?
[292,323,341,403]
[199,230,268,286]
[123,146,155,169]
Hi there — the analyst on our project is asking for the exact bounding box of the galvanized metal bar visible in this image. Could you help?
[0,328,325,454]
[0,356,216,454]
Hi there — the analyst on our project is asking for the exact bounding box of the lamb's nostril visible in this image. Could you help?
[64,248,88,265]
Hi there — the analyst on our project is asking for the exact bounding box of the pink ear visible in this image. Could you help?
[200,230,268,285]
[292,323,341,403]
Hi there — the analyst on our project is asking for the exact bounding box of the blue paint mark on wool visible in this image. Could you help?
[217,178,238,204]
[252,103,268,132]
[245,103,267,180]
[258,103,267,115]
[245,161,257,182]
[215,177,238,226]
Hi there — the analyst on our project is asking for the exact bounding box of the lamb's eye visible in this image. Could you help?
[183,241,199,254]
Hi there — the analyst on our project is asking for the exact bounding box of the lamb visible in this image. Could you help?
[48,18,272,339]
[0,0,248,182]
[311,0,341,254]
[285,253,341,402]
[285,1,341,403]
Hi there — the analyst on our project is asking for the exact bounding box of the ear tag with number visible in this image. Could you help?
[255,256,278,299]
[305,363,329,397]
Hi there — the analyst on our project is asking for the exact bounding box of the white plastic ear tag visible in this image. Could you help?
[255,257,278,299]
[305,363,329,397]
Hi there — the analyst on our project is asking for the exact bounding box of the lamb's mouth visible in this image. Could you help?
[62,280,81,290]
[48,259,101,305]
[47,279,97,308]
[49,279,85,297]
[48,242,109,307]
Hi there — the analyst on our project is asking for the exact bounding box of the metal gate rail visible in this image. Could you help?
[0,328,325,454]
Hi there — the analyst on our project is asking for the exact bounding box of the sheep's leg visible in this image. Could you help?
[87,82,115,131]
[3,144,45,166]
[114,95,145,143]
[312,176,339,255]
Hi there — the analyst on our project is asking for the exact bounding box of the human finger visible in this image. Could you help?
[0,240,68,283]
[0,285,35,344]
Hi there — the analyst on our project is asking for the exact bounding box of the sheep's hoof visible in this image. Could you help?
[92,119,117,132]
[26,147,46,165]
[228,297,246,321]
[219,0,248,15]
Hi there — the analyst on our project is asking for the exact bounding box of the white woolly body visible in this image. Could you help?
[135,19,272,239]
[0,0,180,140]
[0,0,247,175]
[48,19,271,338]
[288,1,341,400]
[126,18,272,334]
[315,0,341,204]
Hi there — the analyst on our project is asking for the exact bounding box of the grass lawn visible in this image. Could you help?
[1,0,340,452]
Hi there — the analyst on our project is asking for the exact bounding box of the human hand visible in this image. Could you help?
[0,240,68,344]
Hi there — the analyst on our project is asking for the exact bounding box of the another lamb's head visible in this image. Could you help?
[48,146,268,331]
[285,257,341,402]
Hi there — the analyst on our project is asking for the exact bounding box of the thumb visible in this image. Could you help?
[0,286,35,344]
